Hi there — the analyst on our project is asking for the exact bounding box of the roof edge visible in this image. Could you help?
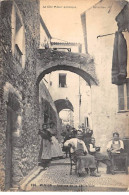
[51,42,81,46]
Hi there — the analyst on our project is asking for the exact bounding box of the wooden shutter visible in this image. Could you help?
[126,79,129,110]
[118,84,125,110]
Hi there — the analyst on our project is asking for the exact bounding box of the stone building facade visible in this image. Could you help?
[0,0,98,191]
[39,80,62,141]
[0,0,41,190]
[43,42,91,129]
[81,0,129,151]
[0,0,60,191]
[44,70,92,130]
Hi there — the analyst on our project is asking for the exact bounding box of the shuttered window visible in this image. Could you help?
[126,79,129,110]
[118,78,129,111]
[118,85,124,110]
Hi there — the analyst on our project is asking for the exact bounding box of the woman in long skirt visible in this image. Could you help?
[51,136,63,159]
[38,124,52,168]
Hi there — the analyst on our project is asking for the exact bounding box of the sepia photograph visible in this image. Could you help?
[0,0,129,192]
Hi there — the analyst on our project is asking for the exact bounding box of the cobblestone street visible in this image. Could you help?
[20,158,129,192]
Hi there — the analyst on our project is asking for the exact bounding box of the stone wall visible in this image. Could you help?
[0,0,41,190]
[36,48,98,86]
[39,80,61,139]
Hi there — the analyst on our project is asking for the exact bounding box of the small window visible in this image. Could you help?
[59,73,67,88]
[11,3,25,68]
[85,117,89,128]
[14,44,23,65]
[118,78,129,111]
[16,12,22,33]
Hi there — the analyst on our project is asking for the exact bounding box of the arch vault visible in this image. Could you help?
[36,49,98,86]
[54,99,74,113]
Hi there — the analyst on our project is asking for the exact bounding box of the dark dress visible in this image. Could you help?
[38,130,52,167]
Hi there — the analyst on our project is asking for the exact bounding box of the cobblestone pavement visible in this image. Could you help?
[21,158,129,192]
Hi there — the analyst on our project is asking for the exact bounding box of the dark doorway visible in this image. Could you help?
[5,92,20,190]
[5,105,13,190]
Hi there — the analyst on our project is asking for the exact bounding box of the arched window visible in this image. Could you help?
[11,2,25,68]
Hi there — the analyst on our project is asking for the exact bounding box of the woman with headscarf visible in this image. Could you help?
[38,123,52,169]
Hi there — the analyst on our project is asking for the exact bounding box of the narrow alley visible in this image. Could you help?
[0,0,129,192]
[19,158,129,192]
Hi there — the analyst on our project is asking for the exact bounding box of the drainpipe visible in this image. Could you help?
[79,75,81,126]
[78,45,82,127]
[90,86,93,130]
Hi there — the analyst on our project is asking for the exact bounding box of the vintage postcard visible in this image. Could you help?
[0,0,129,192]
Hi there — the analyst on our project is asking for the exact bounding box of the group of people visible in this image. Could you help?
[38,123,125,177]
[38,123,63,169]
[64,129,124,177]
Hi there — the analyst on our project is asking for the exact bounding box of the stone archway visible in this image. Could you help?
[54,99,74,113]
[36,49,98,86]
[35,48,98,138]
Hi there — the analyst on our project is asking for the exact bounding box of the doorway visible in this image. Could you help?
[5,92,20,190]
